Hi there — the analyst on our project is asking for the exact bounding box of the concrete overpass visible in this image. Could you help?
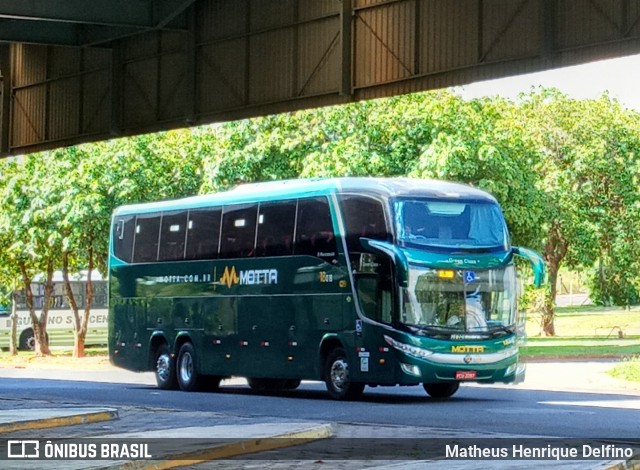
[1,0,639,156]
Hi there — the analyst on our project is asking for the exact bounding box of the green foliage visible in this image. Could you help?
[609,356,640,383]
[0,129,205,355]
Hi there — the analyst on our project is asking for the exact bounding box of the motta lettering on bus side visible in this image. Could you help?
[219,266,278,288]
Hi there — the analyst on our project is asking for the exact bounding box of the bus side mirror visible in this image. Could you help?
[512,246,545,288]
[360,238,409,287]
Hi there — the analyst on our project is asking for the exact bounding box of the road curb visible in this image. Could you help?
[107,423,333,470]
[0,408,119,433]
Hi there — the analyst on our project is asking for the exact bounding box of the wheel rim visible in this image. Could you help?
[330,358,349,391]
[179,351,194,384]
[26,336,36,350]
[156,353,171,383]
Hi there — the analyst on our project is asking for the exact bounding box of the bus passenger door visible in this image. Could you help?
[353,255,397,382]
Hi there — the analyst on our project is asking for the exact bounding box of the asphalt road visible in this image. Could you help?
[0,372,637,441]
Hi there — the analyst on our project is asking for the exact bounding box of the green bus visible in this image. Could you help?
[108,178,543,400]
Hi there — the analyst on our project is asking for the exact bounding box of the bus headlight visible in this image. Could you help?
[504,363,517,376]
[384,335,434,359]
[400,363,422,377]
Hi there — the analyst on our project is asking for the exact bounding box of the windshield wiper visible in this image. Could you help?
[404,324,464,335]
[488,325,515,336]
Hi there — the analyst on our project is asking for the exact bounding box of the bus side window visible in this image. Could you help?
[256,201,296,257]
[338,195,389,256]
[220,204,258,258]
[295,197,337,260]
[133,214,162,263]
[185,209,222,260]
[158,211,188,261]
[113,216,135,263]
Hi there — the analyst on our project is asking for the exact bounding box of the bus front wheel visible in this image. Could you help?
[324,347,364,400]
[177,342,200,392]
[423,382,460,398]
[154,344,177,390]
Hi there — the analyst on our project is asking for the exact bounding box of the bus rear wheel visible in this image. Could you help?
[154,344,177,390]
[423,382,460,398]
[177,342,200,392]
[324,347,364,401]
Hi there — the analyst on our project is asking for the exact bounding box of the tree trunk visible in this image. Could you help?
[79,244,95,359]
[35,263,54,356]
[21,260,53,356]
[541,223,568,337]
[62,251,85,358]
[541,261,558,336]
[9,291,18,356]
[73,334,86,358]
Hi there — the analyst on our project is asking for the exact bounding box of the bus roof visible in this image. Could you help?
[113,177,498,216]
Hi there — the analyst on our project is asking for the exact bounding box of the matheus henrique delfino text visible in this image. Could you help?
[446,443,635,460]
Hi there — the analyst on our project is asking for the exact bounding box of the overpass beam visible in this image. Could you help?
[340,0,353,97]
[0,44,10,155]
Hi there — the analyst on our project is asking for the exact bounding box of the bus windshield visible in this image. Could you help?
[394,199,508,250]
[400,265,517,335]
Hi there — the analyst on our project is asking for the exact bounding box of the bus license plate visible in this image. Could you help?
[455,370,477,380]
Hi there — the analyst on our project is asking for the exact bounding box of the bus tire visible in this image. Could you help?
[176,342,200,392]
[423,382,460,398]
[19,329,36,351]
[154,344,177,390]
[324,347,364,401]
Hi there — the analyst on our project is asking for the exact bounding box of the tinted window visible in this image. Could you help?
[133,214,161,263]
[159,211,188,261]
[113,215,135,263]
[220,204,258,258]
[255,201,296,257]
[185,209,221,260]
[295,197,337,260]
[339,195,389,253]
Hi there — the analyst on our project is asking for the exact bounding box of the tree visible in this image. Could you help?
[49,130,205,357]
[0,129,205,357]
[0,155,63,355]
[519,90,640,331]
[200,92,446,191]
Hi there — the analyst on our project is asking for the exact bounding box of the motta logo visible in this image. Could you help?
[219,266,278,288]
[451,345,485,354]
[220,266,240,288]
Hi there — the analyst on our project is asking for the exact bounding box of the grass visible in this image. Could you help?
[525,305,640,338]
[520,340,640,359]
[520,306,640,383]
[521,306,640,365]
[609,357,640,382]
